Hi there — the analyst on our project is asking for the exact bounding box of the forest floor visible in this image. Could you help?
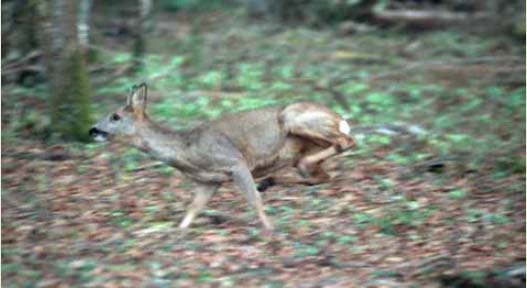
[2,9,526,287]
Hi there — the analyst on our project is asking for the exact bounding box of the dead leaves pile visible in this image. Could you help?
[2,140,525,287]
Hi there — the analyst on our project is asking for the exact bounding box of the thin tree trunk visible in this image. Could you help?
[78,0,93,50]
[133,0,153,73]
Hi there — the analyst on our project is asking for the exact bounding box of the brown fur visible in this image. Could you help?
[90,83,355,231]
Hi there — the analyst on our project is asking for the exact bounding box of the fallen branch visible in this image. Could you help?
[93,63,134,86]
[127,161,165,172]
[331,56,524,85]
[1,50,44,78]
[1,65,44,76]
[373,9,489,26]
[1,50,42,70]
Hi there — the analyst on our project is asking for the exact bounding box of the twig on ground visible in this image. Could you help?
[373,9,489,26]
[127,162,165,172]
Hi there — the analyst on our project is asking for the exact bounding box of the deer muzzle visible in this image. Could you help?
[89,127,109,142]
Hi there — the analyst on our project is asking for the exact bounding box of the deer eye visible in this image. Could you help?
[111,114,121,122]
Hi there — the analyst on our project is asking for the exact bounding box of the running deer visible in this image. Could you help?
[89,83,355,231]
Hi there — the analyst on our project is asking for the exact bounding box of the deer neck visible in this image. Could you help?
[133,117,184,163]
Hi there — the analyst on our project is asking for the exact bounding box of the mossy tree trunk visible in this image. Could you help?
[47,0,92,142]
[50,49,93,141]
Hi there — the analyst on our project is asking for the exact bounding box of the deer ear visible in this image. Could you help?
[131,83,147,113]
[126,85,136,106]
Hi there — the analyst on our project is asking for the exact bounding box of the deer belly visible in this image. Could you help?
[181,168,231,183]
[250,135,304,177]
[234,124,285,168]
[246,139,287,172]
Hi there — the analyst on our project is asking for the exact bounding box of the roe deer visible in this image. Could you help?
[89,83,355,231]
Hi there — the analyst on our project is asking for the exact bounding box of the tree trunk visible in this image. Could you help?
[78,0,93,50]
[47,0,92,141]
[4,0,40,57]
[133,0,153,73]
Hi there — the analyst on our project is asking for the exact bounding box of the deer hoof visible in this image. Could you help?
[257,177,276,192]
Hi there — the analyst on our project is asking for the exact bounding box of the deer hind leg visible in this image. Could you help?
[257,137,346,190]
[257,144,336,190]
[296,145,337,183]
[179,183,220,229]
[232,162,274,231]
[256,131,355,191]
[257,177,276,192]
[287,131,354,185]
[295,133,355,184]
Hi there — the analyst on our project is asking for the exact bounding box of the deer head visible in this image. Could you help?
[89,83,148,143]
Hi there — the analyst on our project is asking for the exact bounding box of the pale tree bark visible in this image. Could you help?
[133,0,153,73]
[77,0,93,50]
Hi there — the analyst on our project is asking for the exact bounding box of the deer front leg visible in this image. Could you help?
[179,183,219,229]
[231,162,274,231]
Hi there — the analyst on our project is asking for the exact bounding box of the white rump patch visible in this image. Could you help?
[339,120,351,135]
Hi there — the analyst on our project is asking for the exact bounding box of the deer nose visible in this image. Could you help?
[89,127,101,137]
